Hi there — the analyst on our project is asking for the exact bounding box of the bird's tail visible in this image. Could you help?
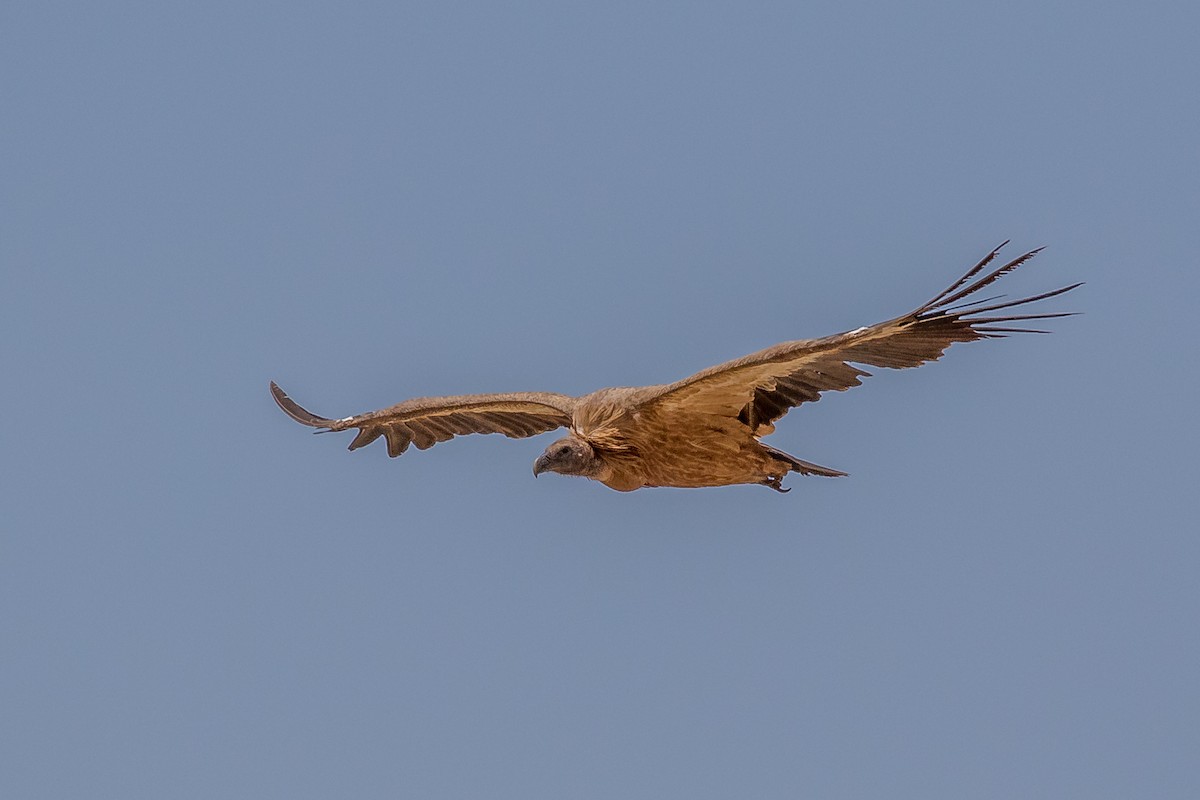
[762,444,848,478]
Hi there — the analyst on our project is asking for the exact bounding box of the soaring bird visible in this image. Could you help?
[271,243,1078,492]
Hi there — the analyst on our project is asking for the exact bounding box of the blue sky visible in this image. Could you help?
[2,2,1197,797]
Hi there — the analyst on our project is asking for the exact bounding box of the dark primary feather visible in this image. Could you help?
[924,239,1011,308]
[924,243,1043,309]
[272,381,335,427]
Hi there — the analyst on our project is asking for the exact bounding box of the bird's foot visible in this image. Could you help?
[762,476,791,493]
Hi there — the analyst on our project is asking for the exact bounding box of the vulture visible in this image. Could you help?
[272,243,1078,493]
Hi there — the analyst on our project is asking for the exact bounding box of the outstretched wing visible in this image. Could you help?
[271,382,576,457]
[642,243,1080,432]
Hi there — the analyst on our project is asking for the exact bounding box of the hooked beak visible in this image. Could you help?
[533,453,551,477]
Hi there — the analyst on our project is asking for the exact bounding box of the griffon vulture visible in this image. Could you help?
[272,243,1078,492]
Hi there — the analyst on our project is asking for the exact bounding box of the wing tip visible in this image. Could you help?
[270,381,335,428]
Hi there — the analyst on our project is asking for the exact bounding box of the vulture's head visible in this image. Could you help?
[533,436,597,478]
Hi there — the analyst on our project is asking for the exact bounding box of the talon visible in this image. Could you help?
[762,477,791,493]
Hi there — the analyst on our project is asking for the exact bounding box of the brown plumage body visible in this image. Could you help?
[549,386,839,491]
[271,244,1079,493]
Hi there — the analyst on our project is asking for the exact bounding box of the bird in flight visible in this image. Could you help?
[272,243,1078,493]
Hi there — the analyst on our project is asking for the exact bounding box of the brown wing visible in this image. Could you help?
[270,382,576,457]
[642,243,1080,431]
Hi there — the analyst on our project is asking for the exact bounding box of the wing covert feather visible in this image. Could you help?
[270,383,575,457]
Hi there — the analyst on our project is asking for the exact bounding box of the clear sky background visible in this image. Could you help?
[2,2,1197,798]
